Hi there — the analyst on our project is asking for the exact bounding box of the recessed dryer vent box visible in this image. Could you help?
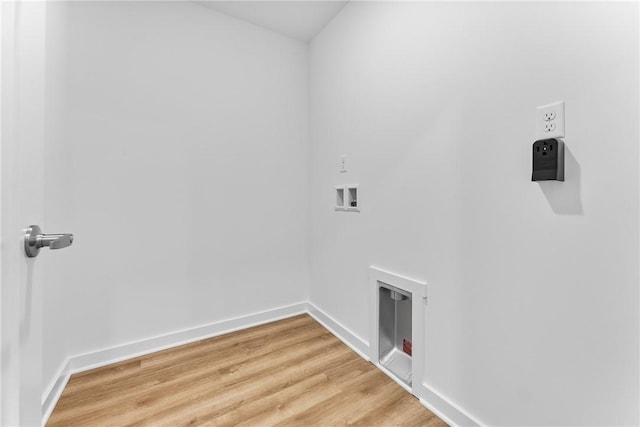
[378,283,412,386]
[370,266,427,396]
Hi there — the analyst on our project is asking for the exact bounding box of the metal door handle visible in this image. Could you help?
[44,233,73,250]
[24,225,74,258]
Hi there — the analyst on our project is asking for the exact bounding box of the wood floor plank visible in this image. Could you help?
[47,314,448,427]
[62,315,317,396]
[122,341,348,426]
[52,318,327,421]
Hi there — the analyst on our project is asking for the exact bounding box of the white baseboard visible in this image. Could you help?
[42,301,480,427]
[306,302,370,361]
[68,302,307,375]
[42,359,72,425]
[420,383,483,427]
[41,302,307,425]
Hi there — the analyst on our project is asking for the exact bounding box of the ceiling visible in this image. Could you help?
[197,1,348,43]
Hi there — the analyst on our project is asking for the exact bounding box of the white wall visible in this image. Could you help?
[309,2,638,426]
[41,2,639,425]
[43,1,310,393]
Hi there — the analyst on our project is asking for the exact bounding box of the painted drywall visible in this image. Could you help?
[42,1,310,394]
[198,1,348,42]
[309,2,639,426]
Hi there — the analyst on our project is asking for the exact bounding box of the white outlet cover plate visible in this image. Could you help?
[536,101,565,140]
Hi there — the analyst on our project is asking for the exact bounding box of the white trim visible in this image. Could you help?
[369,266,428,299]
[306,302,370,361]
[420,383,483,427]
[68,302,306,374]
[42,361,71,425]
[41,302,307,424]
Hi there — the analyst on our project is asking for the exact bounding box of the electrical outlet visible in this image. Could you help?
[532,138,564,181]
[339,154,347,173]
[536,101,565,140]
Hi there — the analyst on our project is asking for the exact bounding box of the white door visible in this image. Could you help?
[1,1,47,426]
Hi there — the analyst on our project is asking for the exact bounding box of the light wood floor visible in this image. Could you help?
[48,314,447,427]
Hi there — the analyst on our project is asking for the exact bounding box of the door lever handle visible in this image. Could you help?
[45,233,73,250]
[24,225,74,258]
